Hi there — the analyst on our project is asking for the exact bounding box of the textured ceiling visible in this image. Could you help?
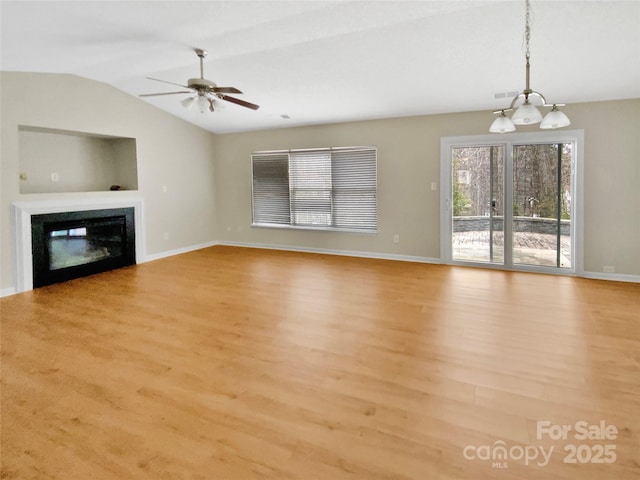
[1,1,639,134]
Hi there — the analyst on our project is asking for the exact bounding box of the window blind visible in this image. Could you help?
[251,146,377,232]
[332,147,377,230]
[251,152,291,225]
[290,149,332,227]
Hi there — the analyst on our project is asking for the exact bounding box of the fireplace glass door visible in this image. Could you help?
[48,219,125,270]
[31,208,135,287]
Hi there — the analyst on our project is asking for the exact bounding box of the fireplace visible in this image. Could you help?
[31,208,136,287]
[13,197,145,293]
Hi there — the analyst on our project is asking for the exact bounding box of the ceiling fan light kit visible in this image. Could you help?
[490,0,570,133]
[139,48,259,114]
[180,96,195,110]
[197,95,210,113]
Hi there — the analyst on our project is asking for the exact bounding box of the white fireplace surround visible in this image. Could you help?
[13,196,145,293]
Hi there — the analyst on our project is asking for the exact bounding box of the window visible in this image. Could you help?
[251,146,377,232]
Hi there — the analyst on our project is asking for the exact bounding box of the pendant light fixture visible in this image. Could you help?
[490,0,570,133]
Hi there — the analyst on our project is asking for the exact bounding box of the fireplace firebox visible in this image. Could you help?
[31,208,135,287]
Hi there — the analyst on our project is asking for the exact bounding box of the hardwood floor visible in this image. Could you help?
[1,245,639,479]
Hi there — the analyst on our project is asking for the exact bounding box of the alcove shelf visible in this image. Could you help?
[18,126,138,194]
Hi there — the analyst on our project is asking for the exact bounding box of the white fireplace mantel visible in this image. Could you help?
[13,196,145,293]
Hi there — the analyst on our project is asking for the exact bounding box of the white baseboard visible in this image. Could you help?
[4,242,636,296]
[144,241,219,263]
[215,240,442,265]
[1,287,18,298]
[216,243,639,283]
[582,271,640,283]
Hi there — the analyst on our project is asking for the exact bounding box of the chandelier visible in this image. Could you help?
[490,0,570,133]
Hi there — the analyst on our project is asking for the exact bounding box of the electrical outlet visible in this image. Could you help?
[393,234,400,243]
[431,181,438,191]
[161,185,167,193]
[163,232,169,240]
[603,266,615,273]
[50,172,59,182]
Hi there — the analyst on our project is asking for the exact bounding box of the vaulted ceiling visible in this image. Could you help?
[1,1,639,134]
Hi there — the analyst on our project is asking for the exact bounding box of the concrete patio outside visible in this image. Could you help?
[453,230,572,268]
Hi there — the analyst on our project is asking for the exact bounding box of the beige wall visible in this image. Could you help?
[1,72,217,291]
[1,71,638,292]
[214,99,640,275]
[112,137,139,191]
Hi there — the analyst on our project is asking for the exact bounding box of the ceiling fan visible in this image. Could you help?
[139,48,259,113]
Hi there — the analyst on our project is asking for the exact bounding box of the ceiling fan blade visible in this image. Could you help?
[212,86,242,94]
[220,95,260,110]
[146,77,191,89]
[139,91,192,97]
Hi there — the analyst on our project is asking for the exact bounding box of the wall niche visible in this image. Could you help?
[18,126,138,194]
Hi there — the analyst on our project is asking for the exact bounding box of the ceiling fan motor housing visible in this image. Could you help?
[188,78,217,90]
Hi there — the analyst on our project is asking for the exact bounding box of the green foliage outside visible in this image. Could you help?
[453,181,471,216]
[537,197,557,219]
[538,195,571,219]
[513,203,522,216]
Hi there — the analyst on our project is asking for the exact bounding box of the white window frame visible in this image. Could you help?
[440,130,584,276]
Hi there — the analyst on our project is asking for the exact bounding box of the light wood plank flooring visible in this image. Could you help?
[1,245,639,479]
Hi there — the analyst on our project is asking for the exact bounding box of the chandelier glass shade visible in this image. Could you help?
[490,0,570,132]
[540,105,571,129]
[489,110,516,133]
[511,101,543,125]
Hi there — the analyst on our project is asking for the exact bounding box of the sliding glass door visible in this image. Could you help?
[451,145,505,264]
[512,143,573,268]
[441,132,582,274]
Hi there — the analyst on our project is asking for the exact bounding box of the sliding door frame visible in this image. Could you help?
[440,130,584,276]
